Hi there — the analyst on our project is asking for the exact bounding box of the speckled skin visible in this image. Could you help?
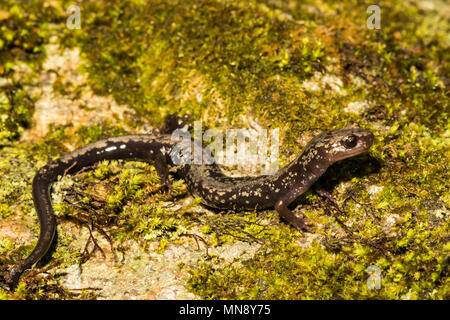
[183,125,374,232]
[5,117,373,290]
[184,129,373,210]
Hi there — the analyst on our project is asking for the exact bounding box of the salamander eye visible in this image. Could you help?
[342,134,358,149]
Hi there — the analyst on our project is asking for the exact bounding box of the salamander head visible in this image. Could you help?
[308,124,374,164]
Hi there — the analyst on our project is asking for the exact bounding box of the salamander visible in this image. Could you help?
[4,115,373,290]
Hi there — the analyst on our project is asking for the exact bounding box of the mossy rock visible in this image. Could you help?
[0,0,449,299]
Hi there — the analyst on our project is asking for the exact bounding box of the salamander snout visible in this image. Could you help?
[318,127,374,163]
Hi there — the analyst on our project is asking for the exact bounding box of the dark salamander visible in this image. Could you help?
[4,115,373,290]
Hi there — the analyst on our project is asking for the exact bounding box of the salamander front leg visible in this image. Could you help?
[153,153,173,194]
[274,188,314,232]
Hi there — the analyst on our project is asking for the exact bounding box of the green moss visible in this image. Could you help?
[0,0,60,145]
[58,0,328,128]
[0,87,34,143]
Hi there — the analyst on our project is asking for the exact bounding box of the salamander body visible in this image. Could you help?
[4,115,373,290]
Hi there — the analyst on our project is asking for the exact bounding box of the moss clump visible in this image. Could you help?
[0,86,34,143]
[0,0,60,144]
[60,0,326,127]
[186,207,449,299]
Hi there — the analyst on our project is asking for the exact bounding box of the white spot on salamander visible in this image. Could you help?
[105,146,117,152]
[120,144,126,149]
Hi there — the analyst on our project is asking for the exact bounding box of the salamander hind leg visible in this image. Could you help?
[155,113,193,134]
[153,152,173,194]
